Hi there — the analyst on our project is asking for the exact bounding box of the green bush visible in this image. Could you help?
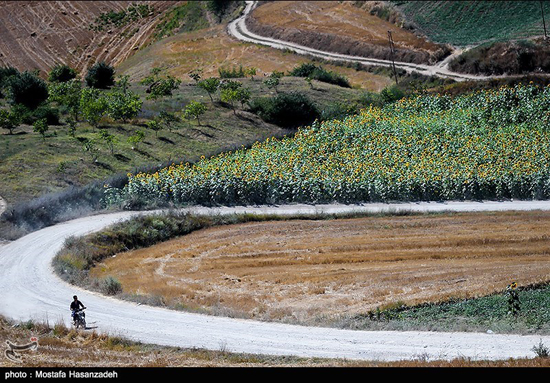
[101,276,123,295]
[289,63,351,88]
[0,66,18,98]
[249,91,319,128]
[85,62,115,89]
[48,64,77,83]
[6,71,49,110]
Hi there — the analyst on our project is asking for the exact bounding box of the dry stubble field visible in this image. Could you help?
[90,211,550,324]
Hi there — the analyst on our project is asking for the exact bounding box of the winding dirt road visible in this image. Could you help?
[227,1,499,82]
[2,201,550,362]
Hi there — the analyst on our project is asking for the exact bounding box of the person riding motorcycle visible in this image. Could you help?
[70,295,86,324]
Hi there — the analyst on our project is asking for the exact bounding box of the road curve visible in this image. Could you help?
[2,201,550,362]
[227,1,501,82]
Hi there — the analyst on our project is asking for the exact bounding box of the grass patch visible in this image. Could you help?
[346,282,550,334]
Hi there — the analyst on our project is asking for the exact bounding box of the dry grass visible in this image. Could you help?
[91,211,550,325]
[116,24,393,91]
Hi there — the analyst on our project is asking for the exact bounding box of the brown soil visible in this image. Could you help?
[0,1,178,75]
[91,211,550,324]
[246,1,451,65]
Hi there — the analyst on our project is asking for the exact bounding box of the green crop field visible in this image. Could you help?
[393,1,550,46]
[107,83,550,208]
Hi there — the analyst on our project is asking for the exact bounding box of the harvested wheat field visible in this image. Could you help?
[91,211,550,324]
[246,1,450,64]
[117,23,392,91]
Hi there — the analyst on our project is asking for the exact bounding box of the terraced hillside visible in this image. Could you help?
[0,1,179,75]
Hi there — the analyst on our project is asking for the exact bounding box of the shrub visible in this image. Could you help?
[0,66,18,98]
[289,63,351,88]
[248,91,319,128]
[218,65,246,78]
[32,103,60,125]
[0,108,21,134]
[85,62,115,89]
[6,71,49,110]
[101,276,123,295]
[48,64,77,83]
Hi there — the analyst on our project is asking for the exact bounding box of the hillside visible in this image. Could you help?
[392,1,550,46]
[245,1,451,65]
[0,1,179,75]
[109,83,550,207]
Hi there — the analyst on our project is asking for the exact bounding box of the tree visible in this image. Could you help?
[183,100,207,126]
[85,62,115,89]
[128,130,145,150]
[0,108,21,135]
[140,67,181,100]
[106,89,142,123]
[158,110,180,132]
[221,85,250,113]
[7,71,49,110]
[80,87,108,128]
[33,118,49,141]
[0,66,18,98]
[82,137,100,162]
[197,77,220,103]
[48,79,82,121]
[264,76,280,94]
[146,119,162,137]
[48,64,77,83]
[98,129,117,154]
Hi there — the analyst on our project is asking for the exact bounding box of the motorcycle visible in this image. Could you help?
[71,307,86,329]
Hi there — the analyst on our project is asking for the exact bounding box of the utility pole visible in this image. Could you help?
[542,1,548,40]
[387,31,399,85]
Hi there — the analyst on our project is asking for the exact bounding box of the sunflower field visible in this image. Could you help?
[105,83,550,207]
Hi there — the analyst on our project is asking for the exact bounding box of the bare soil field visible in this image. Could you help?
[91,211,550,325]
[0,1,178,75]
[246,1,450,65]
[117,23,393,91]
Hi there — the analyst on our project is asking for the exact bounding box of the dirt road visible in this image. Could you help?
[228,1,499,82]
[2,201,550,362]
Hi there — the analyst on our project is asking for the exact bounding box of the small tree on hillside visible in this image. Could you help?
[0,108,22,135]
[158,110,180,132]
[140,67,181,100]
[33,118,49,141]
[85,62,115,89]
[183,100,207,126]
[106,89,143,123]
[80,87,108,128]
[128,130,145,150]
[197,77,220,103]
[98,129,117,155]
[48,79,82,121]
